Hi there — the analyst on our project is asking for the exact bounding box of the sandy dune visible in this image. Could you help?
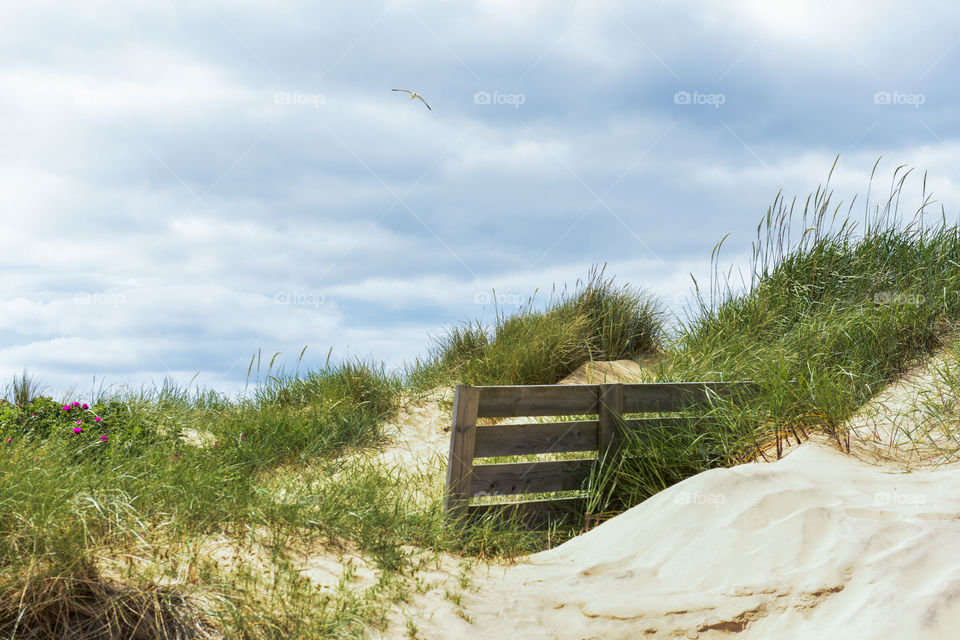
[373,387,454,475]
[558,359,648,385]
[389,353,960,639]
[412,443,960,639]
[844,347,960,466]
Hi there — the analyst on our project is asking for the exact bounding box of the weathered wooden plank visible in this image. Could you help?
[463,497,588,529]
[473,421,599,458]
[598,383,624,458]
[444,386,480,513]
[474,382,761,418]
[470,459,595,496]
[475,384,599,418]
[621,382,760,413]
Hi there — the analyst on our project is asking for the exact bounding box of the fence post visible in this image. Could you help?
[598,383,624,459]
[444,385,480,516]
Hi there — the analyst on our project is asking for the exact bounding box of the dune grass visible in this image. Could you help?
[4,160,960,637]
[0,357,545,639]
[408,265,666,391]
[594,159,960,511]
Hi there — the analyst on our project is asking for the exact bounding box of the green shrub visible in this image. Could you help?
[413,266,665,387]
[0,395,178,465]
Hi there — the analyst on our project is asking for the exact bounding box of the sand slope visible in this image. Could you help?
[414,443,960,639]
[558,359,647,385]
[844,347,960,467]
[400,351,960,639]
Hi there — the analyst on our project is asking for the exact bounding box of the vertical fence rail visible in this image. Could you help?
[598,383,624,459]
[444,386,479,517]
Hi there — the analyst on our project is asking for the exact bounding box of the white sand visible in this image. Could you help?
[844,347,960,466]
[558,359,648,385]
[409,443,960,639]
[392,352,960,639]
[374,387,454,471]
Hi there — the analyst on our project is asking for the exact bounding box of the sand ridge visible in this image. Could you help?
[388,353,960,639]
[410,443,960,639]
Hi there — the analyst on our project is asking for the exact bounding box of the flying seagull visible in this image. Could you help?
[392,88,431,111]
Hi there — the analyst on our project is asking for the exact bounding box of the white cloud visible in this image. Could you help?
[1,0,959,398]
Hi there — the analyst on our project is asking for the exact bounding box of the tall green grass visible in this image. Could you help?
[0,358,542,638]
[595,159,960,511]
[409,265,666,389]
[7,370,43,409]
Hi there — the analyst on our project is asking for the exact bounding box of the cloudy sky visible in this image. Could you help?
[2,0,959,399]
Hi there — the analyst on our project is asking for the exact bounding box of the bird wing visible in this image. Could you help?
[391,89,412,94]
[415,94,432,110]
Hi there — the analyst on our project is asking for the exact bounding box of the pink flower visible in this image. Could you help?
[62,405,70,411]
[93,416,102,422]
[81,403,89,410]
[5,438,11,443]
[73,426,83,434]
[75,420,82,425]
[100,435,108,442]
[71,402,80,407]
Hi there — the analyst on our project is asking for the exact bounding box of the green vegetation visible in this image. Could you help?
[409,265,665,390]
[597,159,960,511]
[0,357,544,639]
[3,159,960,638]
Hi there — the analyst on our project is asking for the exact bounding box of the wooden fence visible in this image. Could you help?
[444,381,759,526]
